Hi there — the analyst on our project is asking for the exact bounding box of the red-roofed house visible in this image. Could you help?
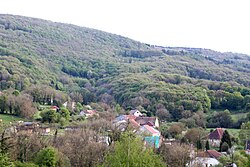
[143,125,160,136]
[51,106,59,111]
[80,110,98,118]
[125,115,137,120]
[197,150,222,159]
[208,128,224,147]
[129,119,140,128]
[140,125,161,148]
[135,117,159,128]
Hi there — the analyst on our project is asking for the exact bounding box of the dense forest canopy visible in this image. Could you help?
[0,14,250,124]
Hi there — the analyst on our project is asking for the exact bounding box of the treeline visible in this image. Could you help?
[0,14,250,125]
[0,90,36,118]
[0,86,68,119]
[120,49,163,58]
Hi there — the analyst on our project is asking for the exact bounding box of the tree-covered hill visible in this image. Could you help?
[0,14,250,124]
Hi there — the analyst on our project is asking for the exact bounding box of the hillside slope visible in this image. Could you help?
[0,14,250,121]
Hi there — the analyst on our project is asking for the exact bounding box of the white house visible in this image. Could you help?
[189,157,220,167]
[129,109,143,117]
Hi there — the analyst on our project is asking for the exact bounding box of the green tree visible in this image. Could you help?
[12,90,20,96]
[100,132,165,167]
[207,110,233,128]
[0,95,8,114]
[59,108,70,121]
[205,140,210,151]
[239,121,250,145]
[14,161,38,167]
[196,140,202,150]
[35,147,57,167]
[184,128,205,144]
[40,109,58,123]
[220,130,232,152]
[168,123,185,138]
[0,153,14,167]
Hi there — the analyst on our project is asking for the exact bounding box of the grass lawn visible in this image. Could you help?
[0,114,24,125]
[231,112,248,122]
[38,104,52,111]
[226,128,241,138]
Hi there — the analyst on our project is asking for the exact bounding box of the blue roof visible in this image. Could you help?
[114,115,127,122]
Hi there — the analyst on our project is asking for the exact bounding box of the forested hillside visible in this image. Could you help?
[0,14,250,125]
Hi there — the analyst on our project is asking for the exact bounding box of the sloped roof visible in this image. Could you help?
[135,117,157,126]
[197,150,222,159]
[51,106,59,109]
[114,115,127,122]
[209,128,224,140]
[129,119,140,128]
[129,109,139,115]
[207,150,222,159]
[125,115,137,120]
[85,110,96,114]
[143,125,160,136]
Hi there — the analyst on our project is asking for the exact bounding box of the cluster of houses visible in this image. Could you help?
[3,104,250,167]
[190,128,236,167]
[6,121,51,136]
[4,105,98,136]
[113,109,161,148]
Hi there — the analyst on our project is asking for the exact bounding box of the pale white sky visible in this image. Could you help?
[1,0,250,55]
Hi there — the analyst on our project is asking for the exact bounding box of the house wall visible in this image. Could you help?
[209,139,220,147]
[155,118,160,128]
[133,111,142,117]
[144,136,160,148]
[189,157,220,167]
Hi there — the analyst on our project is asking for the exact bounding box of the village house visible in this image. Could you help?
[139,124,161,148]
[79,109,98,118]
[15,122,40,134]
[129,109,143,117]
[113,110,161,148]
[50,106,59,112]
[208,128,224,147]
[189,150,222,167]
[39,126,51,135]
[135,117,159,128]
[13,122,51,135]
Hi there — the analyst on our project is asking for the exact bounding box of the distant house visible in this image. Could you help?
[208,128,224,147]
[129,109,143,117]
[198,150,222,159]
[14,122,51,135]
[113,112,161,148]
[140,125,161,148]
[112,115,138,131]
[40,126,51,135]
[51,106,59,111]
[189,157,220,167]
[16,122,40,134]
[189,150,222,167]
[135,117,159,128]
[63,102,68,108]
[80,110,98,118]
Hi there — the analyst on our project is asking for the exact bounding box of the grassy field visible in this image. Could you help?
[231,112,248,121]
[0,114,24,125]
